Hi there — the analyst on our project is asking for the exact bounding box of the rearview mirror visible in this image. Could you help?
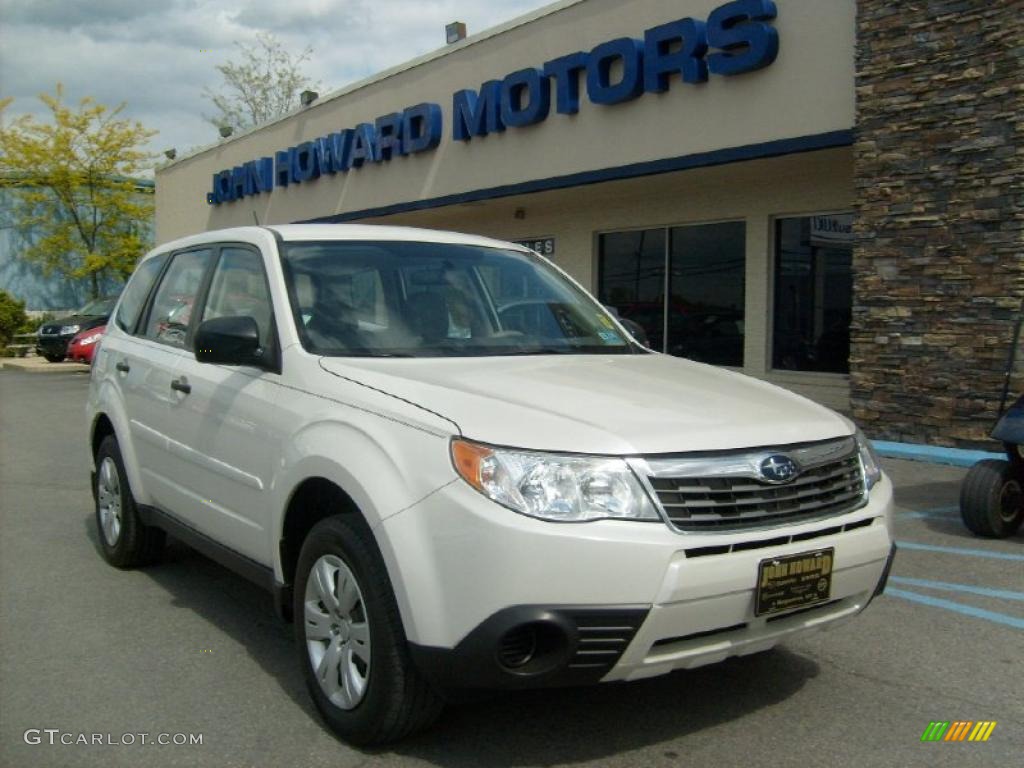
[194,316,261,366]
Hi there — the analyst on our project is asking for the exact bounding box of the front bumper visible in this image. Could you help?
[67,340,98,363]
[384,474,895,690]
[36,334,73,356]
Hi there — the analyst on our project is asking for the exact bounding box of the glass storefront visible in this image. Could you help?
[773,214,854,374]
[598,222,745,366]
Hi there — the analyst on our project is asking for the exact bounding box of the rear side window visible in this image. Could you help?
[144,249,214,348]
[115,253,168,333]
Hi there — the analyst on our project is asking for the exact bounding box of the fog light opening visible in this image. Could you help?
[498,625,537,669]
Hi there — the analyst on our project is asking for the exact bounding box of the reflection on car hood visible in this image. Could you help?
[318,354,851,455]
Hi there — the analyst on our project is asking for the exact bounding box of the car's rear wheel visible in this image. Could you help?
[44,353,64,363]
[294,515,443,745]
[960,459,1024,538]
[94,436,165,567]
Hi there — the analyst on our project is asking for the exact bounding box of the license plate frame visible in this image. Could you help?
[755,548,834,617]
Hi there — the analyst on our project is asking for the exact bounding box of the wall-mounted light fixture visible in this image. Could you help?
[446,21,467,44]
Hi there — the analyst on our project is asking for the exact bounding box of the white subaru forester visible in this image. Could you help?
[87,224,895,745]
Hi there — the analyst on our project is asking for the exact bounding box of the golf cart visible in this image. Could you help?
[960,396,1024,538]
[960,314,1024,538]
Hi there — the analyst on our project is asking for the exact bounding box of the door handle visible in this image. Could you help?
[115,361,130,373]
[170,377,192,395]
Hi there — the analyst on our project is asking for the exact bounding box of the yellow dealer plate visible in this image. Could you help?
[755,548,834,617]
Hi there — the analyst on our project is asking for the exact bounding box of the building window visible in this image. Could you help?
[598,222,745,366]
[597,229,667,352]
[667,222,745,366]
[773,214,853,374]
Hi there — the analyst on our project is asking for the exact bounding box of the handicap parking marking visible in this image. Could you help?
[898,506,958,520]
[895,540,1024,562]
[888,576,1024,602]
[886,588,1024,631]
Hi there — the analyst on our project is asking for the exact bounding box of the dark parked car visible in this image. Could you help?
[36,296,118,362]
[961,394,1024,538]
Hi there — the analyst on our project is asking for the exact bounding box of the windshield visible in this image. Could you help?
[280,241,640,358]
[78,297,118,316]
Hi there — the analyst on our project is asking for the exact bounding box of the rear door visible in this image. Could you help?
[159,244,284,563]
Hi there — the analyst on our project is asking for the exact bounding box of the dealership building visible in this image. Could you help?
[155,0,1022,450]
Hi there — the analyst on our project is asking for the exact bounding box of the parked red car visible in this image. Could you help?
[67,325,106,364]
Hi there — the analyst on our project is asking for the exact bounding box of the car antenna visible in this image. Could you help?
[252,210,261,225]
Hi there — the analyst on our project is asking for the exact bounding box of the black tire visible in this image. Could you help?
[94,436,165,567]
[294,515,443,745]
[960,459,1024,538]
[44,354,65,363]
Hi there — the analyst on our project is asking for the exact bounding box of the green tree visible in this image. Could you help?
[0,290,28,348]
[203,32,320,132]
[0,85,156,300]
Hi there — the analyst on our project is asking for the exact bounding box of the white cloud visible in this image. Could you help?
[0,0,554,160]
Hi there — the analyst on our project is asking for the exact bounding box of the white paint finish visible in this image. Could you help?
[380,470,892,648]
[318,353,851,455]
[88,222,890,668]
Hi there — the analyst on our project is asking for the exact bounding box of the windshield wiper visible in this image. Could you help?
[497,347,582,356]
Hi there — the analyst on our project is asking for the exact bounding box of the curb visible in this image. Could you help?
[1,359,90,373]
[873,440,1003,468]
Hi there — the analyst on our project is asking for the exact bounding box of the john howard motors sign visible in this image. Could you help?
[207,0,781,205]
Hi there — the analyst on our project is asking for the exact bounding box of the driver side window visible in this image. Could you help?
[201,247,274,346]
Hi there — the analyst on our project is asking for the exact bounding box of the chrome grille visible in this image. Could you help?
[641,438,866,532]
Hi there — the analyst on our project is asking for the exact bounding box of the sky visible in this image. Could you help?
[0,0,554,162]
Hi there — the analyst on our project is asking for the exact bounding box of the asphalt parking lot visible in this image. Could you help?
[0,368,1021,768]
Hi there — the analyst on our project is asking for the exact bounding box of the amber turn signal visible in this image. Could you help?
[450,439,494,492]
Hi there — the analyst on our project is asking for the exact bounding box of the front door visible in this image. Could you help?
[161,245,284,563]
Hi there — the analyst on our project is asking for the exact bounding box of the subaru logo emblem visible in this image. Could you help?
[760,455,799,484]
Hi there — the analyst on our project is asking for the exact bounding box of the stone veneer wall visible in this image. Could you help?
[852,0,1024,449]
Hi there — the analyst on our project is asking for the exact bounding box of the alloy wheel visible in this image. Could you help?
[97,456,122,545]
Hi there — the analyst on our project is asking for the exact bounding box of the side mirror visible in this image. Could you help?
[194,316,261,366]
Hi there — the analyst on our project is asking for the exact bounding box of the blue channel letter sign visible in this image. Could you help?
[208,0,779,205]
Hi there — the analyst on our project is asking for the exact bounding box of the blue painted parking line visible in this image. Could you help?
[899,506,958,520]
[886,589,1024,630]
[895,540,1024,562]
[873,440,1002,467]
[889,576,1024,602]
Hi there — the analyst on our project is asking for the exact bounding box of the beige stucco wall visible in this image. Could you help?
[155,0,855,242]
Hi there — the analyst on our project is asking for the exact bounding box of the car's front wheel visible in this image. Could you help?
[294,515,443,745]
[94,436,165,567]
[960,458,1024,538]
[44,353,65,363]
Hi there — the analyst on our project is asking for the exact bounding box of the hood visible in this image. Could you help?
[318,353,852,455]
[43,314,108,331]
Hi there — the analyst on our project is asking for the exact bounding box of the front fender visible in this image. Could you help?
[269,416,456,581]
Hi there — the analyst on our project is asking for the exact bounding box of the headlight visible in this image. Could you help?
[79,332,103,345]
[60,325,80,335]
[451,438,660,522]
[855,429,882,491]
